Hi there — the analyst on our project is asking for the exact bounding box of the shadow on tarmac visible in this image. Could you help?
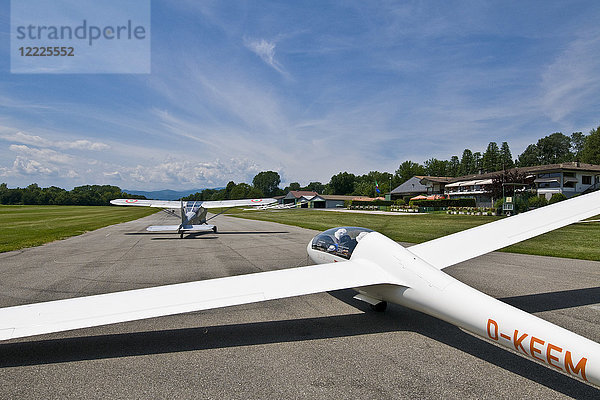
[124,231,290,238]
[499,286,600,313]
[0,288,598,398]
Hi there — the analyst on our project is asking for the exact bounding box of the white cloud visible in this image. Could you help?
[123,158,261,188]
[1,131,110,151]
[9,145,74,164]
[11,156,55,176]
[65,140,110,151]
[2,145,82,180]
[244,37,286,75]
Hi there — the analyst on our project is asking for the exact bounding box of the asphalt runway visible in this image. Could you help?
[0,211,598,399]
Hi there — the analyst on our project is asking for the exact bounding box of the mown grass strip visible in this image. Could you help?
[224,208,600,261]
[0,205,157,253]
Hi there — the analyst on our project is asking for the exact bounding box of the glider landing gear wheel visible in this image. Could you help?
[370,301,387,312]
[179,232,183,239]
[212,226,218,233]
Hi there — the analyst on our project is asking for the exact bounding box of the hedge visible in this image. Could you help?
[350,200,394,207]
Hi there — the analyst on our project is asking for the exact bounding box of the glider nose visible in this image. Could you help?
[307,227,373,264]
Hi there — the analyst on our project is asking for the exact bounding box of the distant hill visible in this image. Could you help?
[123,188,209,200]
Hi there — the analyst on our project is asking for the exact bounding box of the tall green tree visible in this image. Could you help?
[224,181,236,199]
[229,183,253,199]
[482,142,500,172]
[424,158,449,176]
[303,181,325,193]
[328,172,356,195]
[516,144,540,167]
[22,183,42,205]
[537,132,573,164]
[448,156,460,177]
[473,152,483,173]
[252,171,281,197]
[354,171,393,196]
[395,161,425,184]
[459,149,475,176]
[571,131,586,159]
[284,182,301,192]
[353,180,373,197]
[581,125,600,164]
[499,142,514,170]
[247,187,264,198]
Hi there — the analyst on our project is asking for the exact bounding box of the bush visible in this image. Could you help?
[394,199,406,206]
[549,193,567,204]
[528,196,548,208]
[514,196,529,213]
[495,198,504,215]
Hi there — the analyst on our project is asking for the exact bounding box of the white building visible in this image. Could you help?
[444,162,600,206]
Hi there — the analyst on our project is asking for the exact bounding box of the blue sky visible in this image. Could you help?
[1,1,599,190]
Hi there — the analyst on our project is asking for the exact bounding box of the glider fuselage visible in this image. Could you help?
[308,229,600,386]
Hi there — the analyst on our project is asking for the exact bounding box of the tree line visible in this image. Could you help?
[3,126,599,204]
[0,184,144,206]
[181,170,398,201]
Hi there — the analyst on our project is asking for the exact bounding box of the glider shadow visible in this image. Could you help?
[499,286,600,313]
[0,288,597,398]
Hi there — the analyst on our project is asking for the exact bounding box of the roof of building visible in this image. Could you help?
[391,176,428,194]
[313,194,356,201]
[284,190,319,199]
[311,194,380,201]
[419,176,454,184]
[448,162,600,183]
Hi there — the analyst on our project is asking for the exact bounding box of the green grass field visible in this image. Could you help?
[225,208,600,261]
[1,205,598,261]
[0,205,157,253]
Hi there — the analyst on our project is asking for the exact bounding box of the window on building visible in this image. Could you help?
[582,175,592,185]
[538,172,561,178]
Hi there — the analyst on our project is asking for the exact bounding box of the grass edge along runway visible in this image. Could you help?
[224,208,600,262]
[0,205,157,253]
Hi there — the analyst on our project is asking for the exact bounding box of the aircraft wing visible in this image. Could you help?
[110,199,182,209]
[200,198,277,208]
[407,190,600,270]
[0,261,403,341]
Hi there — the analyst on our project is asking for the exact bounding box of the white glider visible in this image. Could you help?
[2,191,600,387]
[110,197,276,237]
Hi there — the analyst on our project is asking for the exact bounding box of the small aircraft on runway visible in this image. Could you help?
[2,190,600,387]
[110,197,277,238]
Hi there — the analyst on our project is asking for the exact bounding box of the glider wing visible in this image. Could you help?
[0,261,403,341]
[407,190,600,270]
[110,199,182,209]
[200,198,277,208]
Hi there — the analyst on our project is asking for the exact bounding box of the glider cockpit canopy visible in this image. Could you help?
[311,227,373,260]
